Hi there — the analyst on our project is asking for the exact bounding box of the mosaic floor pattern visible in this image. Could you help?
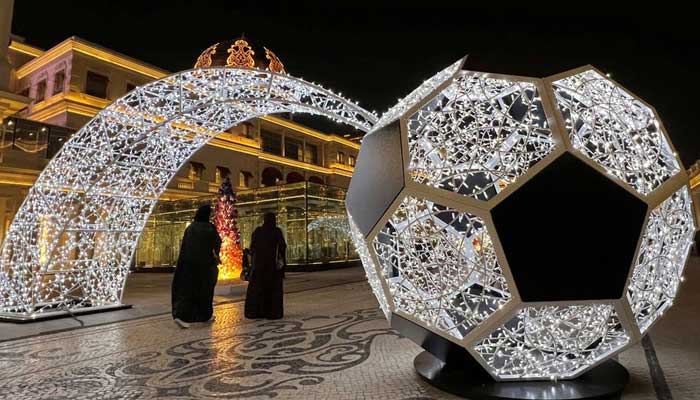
[0,282,459,399]
[0,262,699,400]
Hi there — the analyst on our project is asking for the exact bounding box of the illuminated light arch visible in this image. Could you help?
[0,67,376,319]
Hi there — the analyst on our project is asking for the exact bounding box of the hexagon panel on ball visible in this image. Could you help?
[346,61,696,381]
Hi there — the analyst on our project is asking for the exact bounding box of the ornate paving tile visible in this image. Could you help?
[0,275,680,399]
[0,283,459,399]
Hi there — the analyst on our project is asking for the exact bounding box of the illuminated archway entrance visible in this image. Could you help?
[0,67,375,319]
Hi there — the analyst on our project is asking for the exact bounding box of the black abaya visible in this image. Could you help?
[171,221,222,322]
[244,225,286,319]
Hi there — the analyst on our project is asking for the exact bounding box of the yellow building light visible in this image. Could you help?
[0,167,40,187]
[260,115,361,150]
[329,162,355,175]
[8,40,44,58]
[15,37,169,80]
[690,173,700,190]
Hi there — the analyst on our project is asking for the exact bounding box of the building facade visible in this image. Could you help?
[0,12,360,269]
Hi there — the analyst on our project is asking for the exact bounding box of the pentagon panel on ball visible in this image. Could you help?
[407,71,557,202]
[346,59,695,391]
[491,152,648,302]
[474,303,630,380]
[550,68,680,195]
[626,186,695,334]
[373,195,511,341]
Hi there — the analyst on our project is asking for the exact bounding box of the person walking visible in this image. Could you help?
[244,212,287,319]
[241,248,252,281]
[171,205,222,328]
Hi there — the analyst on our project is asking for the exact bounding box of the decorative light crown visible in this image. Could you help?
[194,37,287,74]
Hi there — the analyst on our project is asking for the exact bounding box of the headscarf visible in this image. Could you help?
[263,212,276,227]
[194,205,212,222]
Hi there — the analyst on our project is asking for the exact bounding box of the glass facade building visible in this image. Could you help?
[135,181,357,270]
[1,117,74,159]
[1,36,361,274]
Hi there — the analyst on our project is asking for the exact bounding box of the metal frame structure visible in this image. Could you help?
[347,59,696,381]
[0,56,693,383]
[0,67,376,320]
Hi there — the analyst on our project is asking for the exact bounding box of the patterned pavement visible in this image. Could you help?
[0,257,698,399]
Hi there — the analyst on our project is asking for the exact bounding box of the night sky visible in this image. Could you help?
[11,3,700,166]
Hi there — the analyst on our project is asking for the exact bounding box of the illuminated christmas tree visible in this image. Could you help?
[214,177,243,280]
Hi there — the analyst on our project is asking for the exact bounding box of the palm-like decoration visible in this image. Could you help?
[214,177,243,280]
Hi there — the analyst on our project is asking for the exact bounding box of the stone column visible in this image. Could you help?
[0,0,14,91]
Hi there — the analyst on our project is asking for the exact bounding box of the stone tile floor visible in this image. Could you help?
[0,267,366,342]
[0,257,698,399]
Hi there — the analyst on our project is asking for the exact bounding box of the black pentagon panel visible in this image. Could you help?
[391,313,483,371]
[491,152,647,302]
[346,120,405,237]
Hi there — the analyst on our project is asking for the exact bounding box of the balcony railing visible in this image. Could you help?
[1,117,75,161]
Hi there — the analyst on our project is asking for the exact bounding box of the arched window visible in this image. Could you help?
[348,155,356,167]
[336,151,345,164]
[261,167,283,187]
[286,171,304,184]
[308,176,324,185]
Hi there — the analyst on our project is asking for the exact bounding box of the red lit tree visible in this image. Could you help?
[214,177,243,280]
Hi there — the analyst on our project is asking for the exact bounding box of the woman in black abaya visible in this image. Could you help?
[245,212,286,320]
[171,205,222,328]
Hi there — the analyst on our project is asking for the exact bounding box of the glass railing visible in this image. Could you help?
[1,117,74,160]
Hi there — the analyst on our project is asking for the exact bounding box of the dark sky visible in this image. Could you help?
[11,3,700,166]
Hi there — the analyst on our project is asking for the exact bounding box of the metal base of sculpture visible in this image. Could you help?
[393,312,629,399]
[414,351,629,400]
[0,303,132,323]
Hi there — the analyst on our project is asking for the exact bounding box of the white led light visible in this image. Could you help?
[475,304,629,380]
[552,70,679,195]
[349,216,391,318]
[347,64,695,382]
[627,186,695,333]
[307,215,350,233]
[374,196,510,340]
[408,73,555,200]
[0,67,375,318]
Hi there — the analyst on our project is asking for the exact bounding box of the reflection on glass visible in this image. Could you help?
[261,130,282,155]
[47,126,72,158]
[1,117,74,157]
[13,119,47,154]
[284,137,303,161]
[134,182,358,269]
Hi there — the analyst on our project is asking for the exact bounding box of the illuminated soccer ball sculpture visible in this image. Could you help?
[346,60,696,381]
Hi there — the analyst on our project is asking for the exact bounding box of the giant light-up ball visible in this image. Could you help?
[346,59,695,381]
